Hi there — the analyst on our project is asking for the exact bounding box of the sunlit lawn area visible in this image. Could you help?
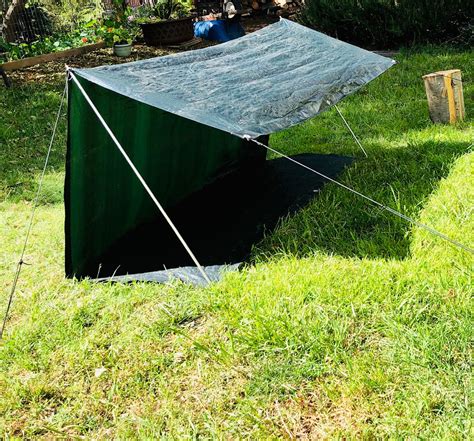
[0,47,473,438]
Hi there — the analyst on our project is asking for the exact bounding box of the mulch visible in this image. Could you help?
[4,16,277,86]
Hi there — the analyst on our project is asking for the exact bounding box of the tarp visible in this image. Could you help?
[66,19,394,280]
[73,19,395,139]
[194,19,245,42]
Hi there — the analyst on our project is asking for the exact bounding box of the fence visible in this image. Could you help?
[1,0,52,42]
[0,0,112,43]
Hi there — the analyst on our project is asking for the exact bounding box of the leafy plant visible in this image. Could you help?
[101,24,135,46]
[0,37,9,54]
[110,0,130,23]
[39,0,104,31]
[131,0,191,23]
[155,0,190,20]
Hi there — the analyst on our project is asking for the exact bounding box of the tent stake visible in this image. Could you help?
[67,69,211,284]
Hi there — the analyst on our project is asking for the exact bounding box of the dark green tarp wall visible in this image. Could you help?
[66,76,266,278]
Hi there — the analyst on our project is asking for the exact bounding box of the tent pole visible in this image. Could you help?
[1,80,68,339]
[67,69,211,284]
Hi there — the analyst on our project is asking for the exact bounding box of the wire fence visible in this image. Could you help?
[1,0,51,43]
[0,0,109,44]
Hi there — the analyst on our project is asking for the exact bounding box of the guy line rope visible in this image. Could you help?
[1,79,68,339]
[244,135,474,256]
[333,103,368,157]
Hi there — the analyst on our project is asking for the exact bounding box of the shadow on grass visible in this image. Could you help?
[87,153,353,278]
[253,137,471,261]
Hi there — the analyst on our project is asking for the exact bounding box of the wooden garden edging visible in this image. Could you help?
[0,42,106,72]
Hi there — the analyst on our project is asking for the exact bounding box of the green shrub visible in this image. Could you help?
[131,0,192,23]
[299,0,474,48]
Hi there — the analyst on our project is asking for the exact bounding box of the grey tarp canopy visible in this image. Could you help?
[73,18,395,139]
[67,19,394,283]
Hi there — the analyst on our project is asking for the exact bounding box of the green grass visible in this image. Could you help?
[1,47,473,438]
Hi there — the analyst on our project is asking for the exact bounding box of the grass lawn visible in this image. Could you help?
[0,46,473,438]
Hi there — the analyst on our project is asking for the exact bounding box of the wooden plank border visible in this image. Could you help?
[0,42,106,72]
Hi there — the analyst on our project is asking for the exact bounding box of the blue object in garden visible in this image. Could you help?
[194,20,245,43]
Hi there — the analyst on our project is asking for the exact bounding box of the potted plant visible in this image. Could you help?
[134,0,194,46]
[103,25,134,57]
[113,27,134,57]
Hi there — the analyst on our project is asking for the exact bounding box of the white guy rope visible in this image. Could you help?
[1,80,68,340]
[67,69,211,284]
[245,135,474,255]
[333,103,368,157]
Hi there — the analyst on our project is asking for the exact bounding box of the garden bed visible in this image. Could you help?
[140,16,194,46]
